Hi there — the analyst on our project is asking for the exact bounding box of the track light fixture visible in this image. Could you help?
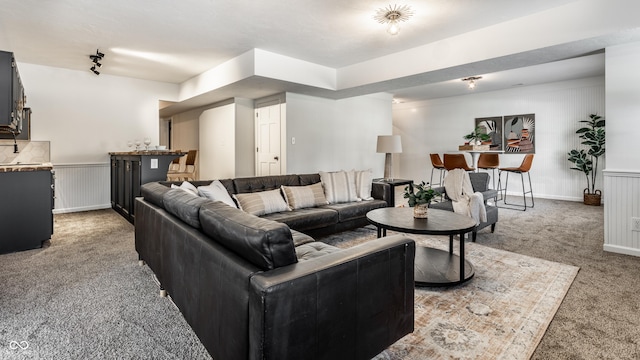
[88,49,104,76]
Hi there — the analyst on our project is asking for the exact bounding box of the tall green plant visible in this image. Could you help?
[567,114,605,194]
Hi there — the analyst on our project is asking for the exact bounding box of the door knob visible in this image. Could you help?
[274,156,279,161]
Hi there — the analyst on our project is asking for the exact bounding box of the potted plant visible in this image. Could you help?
[403,181,440,218]
[567,114,605,205]
[463,126,491,145]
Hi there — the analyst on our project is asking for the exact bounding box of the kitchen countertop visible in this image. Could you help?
[108,150,185,156]
[0,162,53,172]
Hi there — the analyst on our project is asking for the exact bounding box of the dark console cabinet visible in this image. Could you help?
[0,169,54,254]
[110,152,184,223]
[0,50,25,133]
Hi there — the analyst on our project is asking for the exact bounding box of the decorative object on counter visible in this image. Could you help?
[403,181,440,218]
[376,135,402,181]
[89,49,104,75]
[567,114,605,206]
[463,126,491,145]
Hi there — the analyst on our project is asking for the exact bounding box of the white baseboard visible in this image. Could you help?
[53,204,112,214]
[603,244,640,257]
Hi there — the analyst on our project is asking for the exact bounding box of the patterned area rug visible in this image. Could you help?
[318,226,579,360]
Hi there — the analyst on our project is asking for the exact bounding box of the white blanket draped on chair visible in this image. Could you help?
[443,168,487,225]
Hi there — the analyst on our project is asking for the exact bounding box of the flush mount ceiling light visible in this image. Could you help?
[462,76,482,90]
[89,49,104,76]
[374,4,414,36]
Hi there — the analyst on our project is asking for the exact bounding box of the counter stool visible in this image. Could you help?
[498,153,534,211]
[429,153,446,187]
[166,151,182,178]
[443,153,475,172]
[167,149,198,181]
[477,153,500,190]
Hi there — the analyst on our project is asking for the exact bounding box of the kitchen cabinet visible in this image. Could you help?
[109,151,184,223]
[0,166,54,254]
[0,50,25,134]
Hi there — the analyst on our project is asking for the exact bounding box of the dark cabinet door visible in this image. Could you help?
[0,170,53,254]
[109,153,183,224]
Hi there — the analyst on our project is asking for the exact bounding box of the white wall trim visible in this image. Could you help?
[53,163,111,214]
[53,204,111,215]
[603,244,640,257]
[603,169,640,177]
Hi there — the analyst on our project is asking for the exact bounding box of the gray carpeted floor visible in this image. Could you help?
[1,197,638,359]
[473,197,640,359]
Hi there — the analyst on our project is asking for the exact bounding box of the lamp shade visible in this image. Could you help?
[376,135,402,153]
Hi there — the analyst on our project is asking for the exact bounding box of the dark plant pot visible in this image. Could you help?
[583,189,602,206]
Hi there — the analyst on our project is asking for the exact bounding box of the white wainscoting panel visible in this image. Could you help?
[53,163,111,214]
[604,170,640,257]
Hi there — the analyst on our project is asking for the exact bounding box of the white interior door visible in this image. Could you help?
[256,104,282,176]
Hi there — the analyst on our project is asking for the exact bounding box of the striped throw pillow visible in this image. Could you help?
[281,182,328,210]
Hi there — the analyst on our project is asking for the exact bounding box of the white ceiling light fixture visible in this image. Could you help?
[374,4,414,36]
[462,76,482,90]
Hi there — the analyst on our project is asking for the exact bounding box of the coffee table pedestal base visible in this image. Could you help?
[414,246,475,287]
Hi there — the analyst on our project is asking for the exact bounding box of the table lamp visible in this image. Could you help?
[376,135,402,181]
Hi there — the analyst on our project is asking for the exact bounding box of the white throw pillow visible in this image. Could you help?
[171,181,198,195]
[353,169,374,201]
[319,170,358,204]
[197,180,237,208]
[233,189,290,216]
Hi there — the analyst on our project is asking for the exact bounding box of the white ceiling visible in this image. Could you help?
[0,0,634,104]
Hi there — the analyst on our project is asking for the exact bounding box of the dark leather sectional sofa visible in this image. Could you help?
[134,173,415,360]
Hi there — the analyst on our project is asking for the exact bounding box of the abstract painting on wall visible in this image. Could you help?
[503,114,535,153]
[475,116,503,150]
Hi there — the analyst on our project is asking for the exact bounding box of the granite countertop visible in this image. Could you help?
[108,150,186,156]
[0,162,54,172]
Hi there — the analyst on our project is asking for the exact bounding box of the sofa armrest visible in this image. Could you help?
[372,181,392,206]
[249,235,415,360]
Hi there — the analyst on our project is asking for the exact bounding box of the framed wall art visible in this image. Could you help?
[503,113,535,153]
[475,116,503,150]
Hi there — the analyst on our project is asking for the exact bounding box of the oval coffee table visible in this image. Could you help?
[366,207,477,287]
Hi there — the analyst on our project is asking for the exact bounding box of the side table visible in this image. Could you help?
[373,178,413,207]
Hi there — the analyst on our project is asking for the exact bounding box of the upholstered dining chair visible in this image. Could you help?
[429,153,446,187]
[167,150,198,181]
[498,153,534,211]
[477,153,500,190]
[443,153,475,172]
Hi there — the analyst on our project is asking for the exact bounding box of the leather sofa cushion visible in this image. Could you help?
[141,182,172,208]
[321,199,387,222]
[262,207,339,232]
[163,188,211,228]
[295,241,341,261]
[233,174,300,194]
[291,229,315,247]
[199,201,298,270]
